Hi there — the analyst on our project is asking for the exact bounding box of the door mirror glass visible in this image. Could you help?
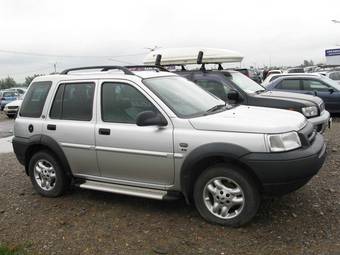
[227,90,239,101]
[136,111,168,127]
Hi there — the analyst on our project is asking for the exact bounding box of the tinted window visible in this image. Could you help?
[277,79,301,90]
[20,81,51,118]
[102,82,157,123]
[50,83,95,121]
[195,79,229,100]
[303,79,330,92]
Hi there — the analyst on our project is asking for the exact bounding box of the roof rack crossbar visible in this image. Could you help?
[155,54,162,67]
[125,65,169,72]
[60,66,134,75]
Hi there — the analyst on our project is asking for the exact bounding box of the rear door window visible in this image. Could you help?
[50,82,95,121]
[277,79,301,90]
[20,81,52,118]
[302,79,330,92]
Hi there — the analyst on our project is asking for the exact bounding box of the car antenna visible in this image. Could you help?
[197,51,206,72]
[155,54,162,67]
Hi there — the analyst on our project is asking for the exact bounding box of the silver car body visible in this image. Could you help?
[14,71,310,193]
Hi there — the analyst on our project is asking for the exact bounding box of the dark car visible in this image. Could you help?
[234,68,262,83]
[174,69,330,132]
[266,75,340,114]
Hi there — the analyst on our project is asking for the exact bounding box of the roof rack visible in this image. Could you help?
[60,66,134,75]
[125,65,169,72]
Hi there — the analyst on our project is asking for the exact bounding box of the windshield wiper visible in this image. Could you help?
[255,89,266,94]
[206,103,226,113]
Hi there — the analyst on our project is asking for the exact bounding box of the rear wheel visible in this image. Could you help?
[194,164,260,227]
[28,151,69,197]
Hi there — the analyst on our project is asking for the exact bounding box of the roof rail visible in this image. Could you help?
[125,65,169,72]
[60,66,134,75]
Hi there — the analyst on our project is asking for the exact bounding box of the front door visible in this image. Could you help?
[95,80,174,186]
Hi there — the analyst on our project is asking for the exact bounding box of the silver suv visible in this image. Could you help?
[12,66,327,226]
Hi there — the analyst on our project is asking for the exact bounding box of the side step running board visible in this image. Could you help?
[76,180,169,200]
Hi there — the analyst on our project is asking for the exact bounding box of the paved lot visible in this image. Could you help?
[0,117,339,255]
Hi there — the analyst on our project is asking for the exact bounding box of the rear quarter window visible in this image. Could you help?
[19,81,52,118]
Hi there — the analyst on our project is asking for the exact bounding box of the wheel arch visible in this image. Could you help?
[180,143,262,203]
[22,135,72,177]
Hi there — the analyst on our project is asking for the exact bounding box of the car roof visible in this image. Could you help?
[32,70,177,84]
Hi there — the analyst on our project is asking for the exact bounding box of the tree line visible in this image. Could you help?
[0,74,41,90]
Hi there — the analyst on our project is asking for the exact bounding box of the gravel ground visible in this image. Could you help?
[0,123,339,255]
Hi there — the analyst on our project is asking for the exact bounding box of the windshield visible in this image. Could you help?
[227,72,265,93]
[321,76,340,90]
[143,76,225,118]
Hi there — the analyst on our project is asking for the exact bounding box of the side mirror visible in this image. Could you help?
[136,111,168,127]
[227,90,240,101]
[329,88,335,94]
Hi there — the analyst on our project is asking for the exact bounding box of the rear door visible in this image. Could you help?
[44,80,99,176]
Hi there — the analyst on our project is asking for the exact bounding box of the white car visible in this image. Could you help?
[3,99,22,118]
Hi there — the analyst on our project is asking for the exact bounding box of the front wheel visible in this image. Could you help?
[194,164,260,227]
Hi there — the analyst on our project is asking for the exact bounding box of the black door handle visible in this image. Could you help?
[99,128,110,135]
[47,124,56,131]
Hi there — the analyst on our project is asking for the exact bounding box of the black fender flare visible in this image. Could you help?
[180,143,250,202]
[13,135,72,176]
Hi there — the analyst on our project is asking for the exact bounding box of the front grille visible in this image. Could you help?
[7,106,18,109]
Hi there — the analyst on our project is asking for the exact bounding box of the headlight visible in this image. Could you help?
[266,131,301,152]
[301,106,318,117]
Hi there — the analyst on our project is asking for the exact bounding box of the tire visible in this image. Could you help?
[28,150,69,197]
[193,164,260,227]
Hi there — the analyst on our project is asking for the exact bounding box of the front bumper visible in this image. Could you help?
[4,108,18,115]
[308,110,330,133]
[241,133,326,195]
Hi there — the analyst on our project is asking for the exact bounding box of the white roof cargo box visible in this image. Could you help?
[143,47,243,65]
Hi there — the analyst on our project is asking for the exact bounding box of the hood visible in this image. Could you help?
[258,91,323,106]
[6,99,22,107]
[189,105,307,134]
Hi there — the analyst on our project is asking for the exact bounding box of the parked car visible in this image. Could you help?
[3,99,22,118]
[234,68,262,83]
[262,73,321,87]
[9,87,27,96]
[326,71,340,85]
[287,67,304,73]
[266,75,340,113]
[267,69,282,76]
[13,65,326,227]
[0,90,19,110]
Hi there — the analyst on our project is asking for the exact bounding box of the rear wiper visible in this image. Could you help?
[206,104,226,113]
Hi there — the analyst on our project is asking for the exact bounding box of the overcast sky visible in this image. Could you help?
[0,0,339,82]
